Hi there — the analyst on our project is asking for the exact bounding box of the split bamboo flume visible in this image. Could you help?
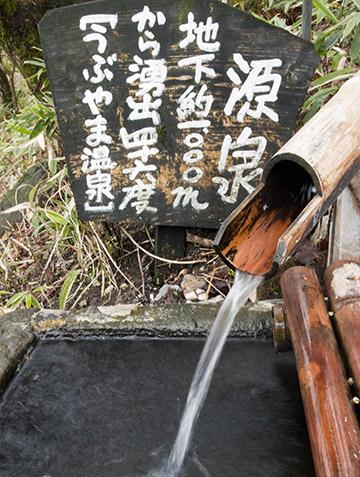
[280,266,360,477]
[215,72,360,277]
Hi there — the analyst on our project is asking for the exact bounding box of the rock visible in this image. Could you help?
[180,274,207,293]
[248,288,257,303]
[207,295,224,303]
[197,292,208,301]
[97,303,138,317]
[183,290,198,301]
[154,284,181,303]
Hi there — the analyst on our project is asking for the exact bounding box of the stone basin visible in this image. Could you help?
[0,304,315,476]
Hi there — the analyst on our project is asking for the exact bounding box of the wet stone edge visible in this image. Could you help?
[0,300,280,393]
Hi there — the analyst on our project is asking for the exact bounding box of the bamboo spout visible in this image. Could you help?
[215,73,360,277]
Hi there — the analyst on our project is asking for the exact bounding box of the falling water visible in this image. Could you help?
[155,271,263,477]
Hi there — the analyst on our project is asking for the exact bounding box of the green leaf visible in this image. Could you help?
[342,13,360,39]
[303,85,337,108]
[28,184,39,204]
[48,156,57,176]
[351,24,360,60]
[25,294,33,308]
[44,210,67,225]
[315,30,342,54]
[59,270,81,310]
[28,295,41,308]
[12,125,32,135]
[251,12,272,25]
[29,121,46,139]
[313,0,338,24]
[272,16,289,30]
[6,292,27,309]
[311,67,355,88]
[302,86,338,122]
[353,0,360,11]
[24,59,45,68]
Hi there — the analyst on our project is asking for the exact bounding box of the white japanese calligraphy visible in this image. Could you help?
[225,53,282,122]
[213,127,267,201]
[172,186,209,210]
[127,56,167,97]
[179,13,220,52]
[80,13,118,213]
[119,7,167,215]
[178,54,216,84]
[119,176,157,214]
[176,84,213,120]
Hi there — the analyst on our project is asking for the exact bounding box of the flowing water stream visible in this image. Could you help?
[152,271,263,477]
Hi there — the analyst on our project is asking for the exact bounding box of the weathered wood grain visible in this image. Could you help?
[39,0,317,227]
[328,185,360,263]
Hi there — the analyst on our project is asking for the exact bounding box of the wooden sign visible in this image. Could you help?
[39,0,318,228]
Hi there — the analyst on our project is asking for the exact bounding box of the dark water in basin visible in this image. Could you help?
[0,337,315,477]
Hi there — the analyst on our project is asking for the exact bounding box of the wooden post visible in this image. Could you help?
[324,259,360,396]
[328,179,360,264]
[301,0,312,42]
[280,266,360,477]
[153,225,186,285]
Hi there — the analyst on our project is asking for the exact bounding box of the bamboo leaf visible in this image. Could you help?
[6,292,27,309]
[351,24,360,59]
[315,30,342,54]
[302,86,338,122]
[310,67,355,88]
[29,121,46,139]
[12,125,32,135]
[342,13,360,39]
[29,295,41,308]
[44,210,67,225]
[303,85,337,108]
[313,0,338,23]
[59,270,81,310]
[28,184,39,204]
[25,294,33,308]
[24,59,45,68]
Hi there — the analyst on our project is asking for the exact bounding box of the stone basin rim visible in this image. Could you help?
[0,300,279,393]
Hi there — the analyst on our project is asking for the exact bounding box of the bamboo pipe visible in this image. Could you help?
[215,72,360,277]
[280,266,360,477]
[324,259,360,396]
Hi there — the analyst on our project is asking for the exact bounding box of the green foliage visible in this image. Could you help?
[0,0,17,17]
[235,0,360,122]
[6,290,41,310]
[59,269,81,309]
[10,95,58,139]
[1,4,360,309]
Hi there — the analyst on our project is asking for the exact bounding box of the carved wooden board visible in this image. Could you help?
[39,0,318,228]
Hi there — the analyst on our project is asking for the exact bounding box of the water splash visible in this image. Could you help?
[157,271,263,476]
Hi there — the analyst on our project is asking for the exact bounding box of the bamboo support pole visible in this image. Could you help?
[301,0,313,41]
[280,266,360,477]
[324,260,360,396]
[272,303,292,352]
